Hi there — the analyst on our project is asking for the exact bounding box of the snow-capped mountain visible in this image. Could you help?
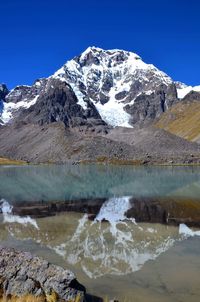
[0,79,47,125]
[52,46,176,127]
[0,47,199,128]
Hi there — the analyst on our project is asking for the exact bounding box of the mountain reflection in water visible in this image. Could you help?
[0,205,185,279]
[1,164,200,301]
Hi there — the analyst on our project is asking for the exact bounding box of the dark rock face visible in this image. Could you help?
[0,84,9,123]
[125,84,177,125]
[115,91,128,100]
[18,78,106,129]
[0,247,85,301]
[126,198,169,224]
[76,49,101,67]
[0,84,9,101]
[182,90,200,102]
[0,102,3,117]
[11,198,106,218]
[5,79,47,104]
[126,197,200,227]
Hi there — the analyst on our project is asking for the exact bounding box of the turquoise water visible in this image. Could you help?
[1,164,200,202]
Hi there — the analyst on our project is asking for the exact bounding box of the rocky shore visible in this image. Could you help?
[0,247,86,302]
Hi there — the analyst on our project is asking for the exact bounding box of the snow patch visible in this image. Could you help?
[3,214,39,229]
[70,83,87,110]
[0,199,39,229]
[96,98,132,128]
[179,223,200,237]
[95,196,132,223]
[34,81,41,87]
[0,199,12,214]
[0,95,39,124]
[53,66,65,78]
[177,85,200,99]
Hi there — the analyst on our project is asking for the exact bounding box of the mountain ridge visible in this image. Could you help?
[0,47,177,126]
[1,47,199,128]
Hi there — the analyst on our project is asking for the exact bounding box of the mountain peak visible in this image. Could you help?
[51,46,174,127]
[78,46,142,64]
[0,47,183,128]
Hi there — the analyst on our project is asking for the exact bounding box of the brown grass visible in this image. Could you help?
[156,101,200,142]
[0,295,45,302]
[0,157,27,165]
[0,291,82,302]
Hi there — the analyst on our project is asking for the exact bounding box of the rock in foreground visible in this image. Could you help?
[0,247,85,301]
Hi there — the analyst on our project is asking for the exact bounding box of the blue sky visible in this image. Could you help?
[0,0,199,89]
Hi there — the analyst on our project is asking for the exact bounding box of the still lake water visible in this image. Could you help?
[0,164,200,301]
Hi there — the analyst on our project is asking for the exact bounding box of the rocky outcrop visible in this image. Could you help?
[0,247,85,301]
[5,79,47,104]
[124,84,177,125]
[182,90,200,102]
[0,84,9,124]
[18,78,106,130]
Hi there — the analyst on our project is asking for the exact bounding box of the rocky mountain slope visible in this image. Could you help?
[0,47,200,164]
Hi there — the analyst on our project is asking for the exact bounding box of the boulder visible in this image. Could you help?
[0,247,85,301]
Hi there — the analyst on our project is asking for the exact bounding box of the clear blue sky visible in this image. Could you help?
[0,0,200,89]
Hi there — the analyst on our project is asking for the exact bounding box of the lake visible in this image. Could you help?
[0,164,200,301]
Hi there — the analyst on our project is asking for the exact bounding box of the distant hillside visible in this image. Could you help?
[156,91,200,143]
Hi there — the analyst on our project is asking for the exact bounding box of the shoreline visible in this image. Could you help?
[1,156,200,167]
